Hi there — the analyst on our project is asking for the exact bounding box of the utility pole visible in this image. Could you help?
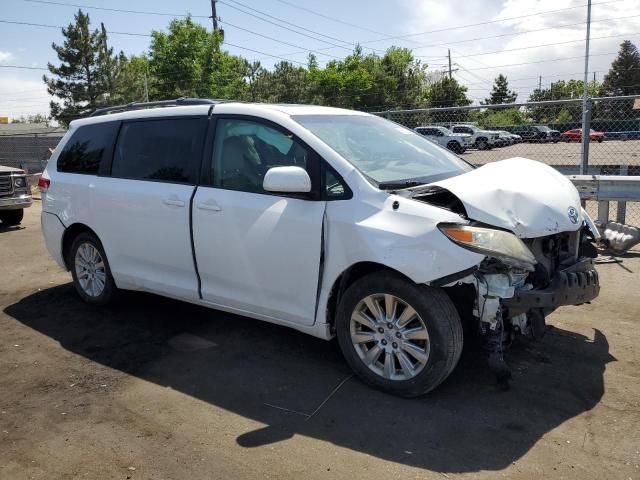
[580,0,592,175]
[539,75,542,92]
[448,49,452,79]
[210,0,218,32]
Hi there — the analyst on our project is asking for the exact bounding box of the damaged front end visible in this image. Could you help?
[438,222,600,386]
[410,158,602,386]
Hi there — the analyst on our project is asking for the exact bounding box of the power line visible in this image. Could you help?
[427,24,640,61]
[410,13,638,56]
[0,18,150,36]
[18,0,633,67]
[251,12,635,66]
[217,0,374,54]
[220,0,379,51]
[449,51,618,73]
[355,0,625,45]
[221,20,342,59]
[268,0,417,45]
[23,0,210,18]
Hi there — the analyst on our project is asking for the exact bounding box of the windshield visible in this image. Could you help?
[537,126,551,132]
[292,114,473,188]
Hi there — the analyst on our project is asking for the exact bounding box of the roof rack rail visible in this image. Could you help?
[90,97,225,117]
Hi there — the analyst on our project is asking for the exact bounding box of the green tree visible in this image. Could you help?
[597,41,640,119]
[43,9,119,125]
[10,113,51,125]
[471,107,527,128]
[149,17,218,99]
[424,77,471,122]
[112,55,150,103]
[527,79,599,122]
[482,74,517,106]
[148,17,246,101]
[600,40,640,96]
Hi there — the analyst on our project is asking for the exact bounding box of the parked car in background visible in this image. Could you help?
[414,125,472,153]
[533,126,560,143]
[0,166,32,226]
[448,124,498,150]
[560,128,605,143]
[510,125,559,143]
[496,130,521,145]
[40,99,601,397]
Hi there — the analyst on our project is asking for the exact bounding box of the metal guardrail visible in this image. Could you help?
[570,175,640,226]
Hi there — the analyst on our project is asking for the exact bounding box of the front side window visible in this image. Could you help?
[111,118,205,183]
[210,118,314,194]
[57,122,119,174]
[293,114,472,188]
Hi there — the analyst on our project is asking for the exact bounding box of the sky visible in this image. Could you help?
[1,0,639,120]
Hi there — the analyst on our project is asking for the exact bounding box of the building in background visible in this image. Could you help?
[0,123,66,173]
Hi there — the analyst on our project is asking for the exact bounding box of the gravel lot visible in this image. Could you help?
[465,139,640,169]
[1,204,639,480]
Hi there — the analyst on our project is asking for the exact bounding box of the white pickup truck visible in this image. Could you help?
[414,126,472,154]
[448,124,499,150]
[0,165,32,226]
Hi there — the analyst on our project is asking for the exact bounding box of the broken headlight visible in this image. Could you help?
[439,223,537,270]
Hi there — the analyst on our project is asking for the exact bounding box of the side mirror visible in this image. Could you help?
[263,166,311,194]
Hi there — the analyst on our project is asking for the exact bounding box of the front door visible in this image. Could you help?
[192,117,326,326]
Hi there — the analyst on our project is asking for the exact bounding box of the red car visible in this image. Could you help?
[560,128,605,142]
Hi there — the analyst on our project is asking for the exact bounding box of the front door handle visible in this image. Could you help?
[162,198,185,207]
[196,199,222,212]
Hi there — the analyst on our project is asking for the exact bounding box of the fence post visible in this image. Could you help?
[580,97,592,174]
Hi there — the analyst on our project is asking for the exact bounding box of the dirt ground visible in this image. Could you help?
[1,204,639,480]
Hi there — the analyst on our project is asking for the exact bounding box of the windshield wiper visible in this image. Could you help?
[378,180,427,190]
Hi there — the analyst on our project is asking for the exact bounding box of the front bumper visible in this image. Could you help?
[502,258,600,315]
[0,194,32,210]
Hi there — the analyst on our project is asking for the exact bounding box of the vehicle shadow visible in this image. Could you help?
[0,224,25,233]
[4,284,614,474]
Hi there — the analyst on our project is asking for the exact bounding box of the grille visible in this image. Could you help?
[0,174,13,197]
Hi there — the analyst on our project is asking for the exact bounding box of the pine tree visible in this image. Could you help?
[43,10,117,125]
[483,74,517,105]
[600,40,640,96]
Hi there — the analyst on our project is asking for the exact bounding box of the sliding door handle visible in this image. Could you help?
[197,200,222,212]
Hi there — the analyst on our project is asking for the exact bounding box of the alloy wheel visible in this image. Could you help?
[350,293,430,381]
[74,242,106,298]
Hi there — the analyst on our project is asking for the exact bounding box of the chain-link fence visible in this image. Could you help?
[373,95,640,227]
[2,97,639,225]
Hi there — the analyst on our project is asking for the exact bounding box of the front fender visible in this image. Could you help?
[315,194,484,325]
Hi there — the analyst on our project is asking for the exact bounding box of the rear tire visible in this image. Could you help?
[0,209,24,226]
[336,272,463,397]
[476,139,489,150]
[69,232,117,306]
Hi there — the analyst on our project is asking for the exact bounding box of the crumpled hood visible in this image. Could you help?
[432,157,583,238]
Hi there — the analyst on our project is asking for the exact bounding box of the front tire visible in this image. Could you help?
[336,273,463,397]
[447,141,464,154]
[69,232,117,306]
[0,209,24,226]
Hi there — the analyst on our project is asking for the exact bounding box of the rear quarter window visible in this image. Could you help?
[57,122,120,174]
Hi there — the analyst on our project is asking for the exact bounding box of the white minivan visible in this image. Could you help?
[40,99,600,396]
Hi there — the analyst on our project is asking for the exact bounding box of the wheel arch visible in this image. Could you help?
[325,261,415,332]
[61,223,100,270]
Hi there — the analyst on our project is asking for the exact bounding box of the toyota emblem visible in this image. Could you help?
[567,206,579,224]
